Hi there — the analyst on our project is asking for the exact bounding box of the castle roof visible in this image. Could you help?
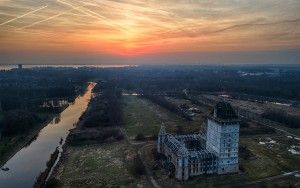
[212,101,238,120]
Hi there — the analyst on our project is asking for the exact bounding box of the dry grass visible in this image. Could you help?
[54,141,149,188]
[140,135,300,187]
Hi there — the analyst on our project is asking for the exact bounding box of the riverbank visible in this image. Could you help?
[49,139,150,187]
[52,93,300,188]
[34,147,60,188]
[0,112,59,167]
[46,82,151,187]
[0,83,90,168]
[0,83,96,188]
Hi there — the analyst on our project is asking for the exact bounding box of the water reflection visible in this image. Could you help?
[23,134,38,149]
[50,115,61,125]
[0,82,95,188]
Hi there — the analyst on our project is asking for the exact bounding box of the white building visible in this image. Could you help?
[158,102,240,181]
[206,102,240,174]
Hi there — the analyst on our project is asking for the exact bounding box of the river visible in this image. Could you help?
[0,82,95,188]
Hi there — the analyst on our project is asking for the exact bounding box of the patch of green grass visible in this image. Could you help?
[240,136,300,179]
[240,139,282,179]
[187,136,300,187]
[123,96,161,137]
[122,96,202,138]
[56,141,149,187]
[123,96,300,187]
[141,135,300,188]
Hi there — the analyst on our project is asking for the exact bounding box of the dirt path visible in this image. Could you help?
[238,170,300,187]
[138,144,161,188]
[120,128,161,188]
[248,117,300,137]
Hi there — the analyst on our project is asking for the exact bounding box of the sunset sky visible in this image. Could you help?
[0,0,299,64]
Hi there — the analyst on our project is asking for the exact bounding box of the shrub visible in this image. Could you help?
[129,156,145,176]
[262,109,300,128]
[45,178,61,188]
[135,133,145,141]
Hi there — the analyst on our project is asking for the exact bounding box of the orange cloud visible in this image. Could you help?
[0,0,299,57]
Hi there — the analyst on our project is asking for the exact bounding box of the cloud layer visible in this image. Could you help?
[0,0,299,62]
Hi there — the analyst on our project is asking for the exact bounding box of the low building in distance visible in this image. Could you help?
[157,102,240,181]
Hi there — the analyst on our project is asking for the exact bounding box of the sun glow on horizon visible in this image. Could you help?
[0,0,299,58]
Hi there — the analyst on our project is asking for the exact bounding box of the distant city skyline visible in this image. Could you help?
[0,0,299,64]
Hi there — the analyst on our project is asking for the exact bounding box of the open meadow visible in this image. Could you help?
[51,94,300,188]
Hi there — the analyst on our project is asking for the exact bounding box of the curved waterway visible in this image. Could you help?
[0,82,95,188]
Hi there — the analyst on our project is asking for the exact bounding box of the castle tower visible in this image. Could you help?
[175,151,189,181]
[206,102,240,174]
[157,125,166,153]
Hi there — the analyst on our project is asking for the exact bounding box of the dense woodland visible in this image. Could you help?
[114,65,300,101]
[1,65,300,136]
[1,110,43,136]
[0,68,92,111]
[69,80,124,144]
[1,65,299,188]
[0,68,94,136]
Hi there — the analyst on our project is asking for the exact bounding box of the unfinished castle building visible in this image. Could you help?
[157,102,240,181]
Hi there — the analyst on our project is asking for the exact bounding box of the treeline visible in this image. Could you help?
[114,65,300,101]
[81,81,122,128]
[0,68,94,137]
[140,94,192,121]
[45,80,130,187]
[0,68,92,111]
[239,121,275,136]
[0,88,76,111]
[69,81,124,144]
[34,147,60,188]
[1,110,45,136]
[262,110,300,129]
[0,68,94,166]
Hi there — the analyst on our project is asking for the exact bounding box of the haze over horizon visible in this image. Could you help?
[0,0,299,65]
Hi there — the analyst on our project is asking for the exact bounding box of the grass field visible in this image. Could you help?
[244,175,300,188]
[122,96,203,138]
[53,95,300,187]
[54,141,149,187]
[240,136,300,179]
[123,95,300,187]
[140,133,300,187]
[270,123,300,137]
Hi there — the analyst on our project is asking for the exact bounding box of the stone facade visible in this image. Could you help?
[158,102,240,181]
